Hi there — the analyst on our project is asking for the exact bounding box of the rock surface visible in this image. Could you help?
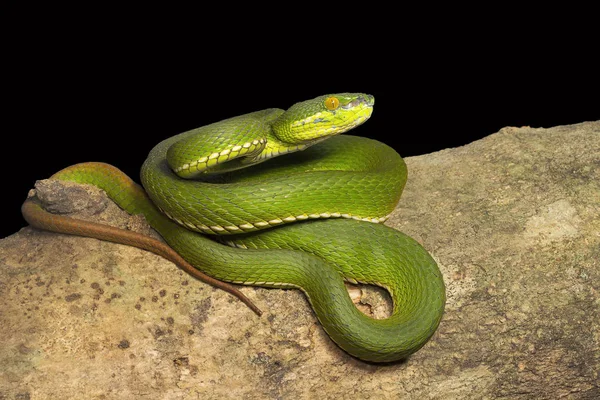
[1,121,599,399]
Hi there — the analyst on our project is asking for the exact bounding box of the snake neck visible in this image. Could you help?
[248,129,316,164]
[250,103,357,164]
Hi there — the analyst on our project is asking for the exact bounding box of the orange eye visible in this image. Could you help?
[324,96,339,110]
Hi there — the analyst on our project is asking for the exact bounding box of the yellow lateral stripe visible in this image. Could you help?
[160,210,391,234]
[173,139,266,174]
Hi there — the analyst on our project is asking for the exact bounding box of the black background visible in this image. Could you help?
[4,14,598,239]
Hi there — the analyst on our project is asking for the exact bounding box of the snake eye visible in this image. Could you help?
[324,96,340,110]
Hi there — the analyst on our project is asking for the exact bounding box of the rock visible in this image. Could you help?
[1,121,599,399]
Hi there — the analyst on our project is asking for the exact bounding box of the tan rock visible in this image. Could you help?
[1,122,599,399]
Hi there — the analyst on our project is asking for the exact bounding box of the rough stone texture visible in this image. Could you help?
[1,121,599,399]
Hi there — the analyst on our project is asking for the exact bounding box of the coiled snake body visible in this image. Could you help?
[22,93,445,362]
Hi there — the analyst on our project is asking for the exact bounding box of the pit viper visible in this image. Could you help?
[22,93,445,362]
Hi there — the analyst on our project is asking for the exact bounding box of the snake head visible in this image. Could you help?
[271,93,374,144]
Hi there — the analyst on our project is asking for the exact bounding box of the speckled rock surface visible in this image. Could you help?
[1,121,599,399]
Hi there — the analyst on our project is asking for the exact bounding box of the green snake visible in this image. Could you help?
[22,93,445,362]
